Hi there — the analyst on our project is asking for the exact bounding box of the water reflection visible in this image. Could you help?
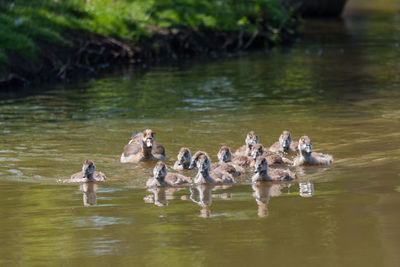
[252,183,285,218]
[299,181,314,198]
[189,184,232,218]
[143,187,186,207]
[80,183,98,206]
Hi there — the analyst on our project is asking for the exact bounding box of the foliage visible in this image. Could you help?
[0,0,297,67]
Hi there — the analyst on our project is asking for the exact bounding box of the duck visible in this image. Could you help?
[70,160,107,183]
[193,154,235,184]
[188,151,209,170]
[293,136,333,166]
[120,129,166,163]
[250,143,292,166]
[146,161,192,187]
[269,130,299,153]
[173,147,191,171]
[234,131,259,156]
[252,156,297,182]
[211,146,245,177]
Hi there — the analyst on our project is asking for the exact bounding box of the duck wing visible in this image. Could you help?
[94,171,107,182]
[152,141,166,159]
[165,173,192,185]
[123,142,142,157]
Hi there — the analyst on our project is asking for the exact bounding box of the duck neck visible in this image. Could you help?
[141,143,153,159]
[195,169,214,184]
[253,170,269,182]
[300,150,312,161]
[85,173,95,181]
[245,145,252,156]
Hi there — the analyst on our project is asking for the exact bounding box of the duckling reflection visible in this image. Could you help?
[299,181,314,198]
[189,184,232,218]
[190,184,214,218]
[80,183,98,207]
[252,183,285,218]
[143,187,186,207]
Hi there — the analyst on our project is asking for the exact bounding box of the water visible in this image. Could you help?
[1,0,400,266]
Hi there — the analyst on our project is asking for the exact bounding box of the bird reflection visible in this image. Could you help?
[80,183,98,207]
[143,187,185,207]
[189,184,232,218]
[251,183,285,218]
[299,181,314,198]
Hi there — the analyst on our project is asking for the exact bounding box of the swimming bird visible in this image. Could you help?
[252,156,296,182]
[70,160,106,182]
[193,154,234,184]
[146,161,192,187]
[250,143,292,166]
[234,131,259,156]
[293,136,333,166]
[269,130,298,153]
[121,129,166,163]
[173,147,191,171]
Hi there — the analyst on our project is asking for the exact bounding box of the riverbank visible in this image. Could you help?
[0,0,298,87]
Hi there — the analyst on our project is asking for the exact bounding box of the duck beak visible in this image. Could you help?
[145,137,153,148]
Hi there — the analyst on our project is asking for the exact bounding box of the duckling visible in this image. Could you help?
[269,130,299,153]
[234,131,259,156]
[173,147,191,171]
[194,154,234,184]
[70,160,106,183]
[146,161,192,188]
[121,129,166,163]
[293,136,333,166]
[211,146,245,177]
[188,151,209,170]
[252,156,297,182]
[251,143,292,166]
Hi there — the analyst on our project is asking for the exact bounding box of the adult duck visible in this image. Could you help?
[121,129,166,163]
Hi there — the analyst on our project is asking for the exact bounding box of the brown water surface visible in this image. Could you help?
[0,0,400,266]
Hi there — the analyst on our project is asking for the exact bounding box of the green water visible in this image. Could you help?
[0,1,400,266]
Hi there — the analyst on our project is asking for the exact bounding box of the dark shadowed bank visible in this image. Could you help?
[0,0,300,88]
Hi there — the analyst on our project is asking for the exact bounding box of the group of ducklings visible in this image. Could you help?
[70,129,333,187]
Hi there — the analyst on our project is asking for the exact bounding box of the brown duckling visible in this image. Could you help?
[293,136,333,166]
[173,147,191,171]
[234,131,259,156]
[121,129,166,163]
[211,146,245,177]
[188,151,209,170]
[252,156,297,182]
[251,144,292,166]
[269,130,299,153]
[146,161,192,188]
[70,160,106,183]
[193,154,234,184]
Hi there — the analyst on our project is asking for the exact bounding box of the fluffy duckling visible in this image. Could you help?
[252,156,297,182]
[173,147,191,171]
[269,130,299,153]
[146,161,192,188]
[70,160,106,183]
[188,151,209,170]
[234,131,259,156]
[194,154,235,184]
[293,136,333,166]
[251,144,292,166]
[211,146,245,177]
[121,129,166,163]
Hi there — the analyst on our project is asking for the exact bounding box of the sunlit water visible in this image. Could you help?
[0,0,400,266]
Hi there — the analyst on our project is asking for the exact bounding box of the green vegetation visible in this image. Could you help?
[0,0,297,70]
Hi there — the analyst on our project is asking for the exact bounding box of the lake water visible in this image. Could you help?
[0,0,399,266]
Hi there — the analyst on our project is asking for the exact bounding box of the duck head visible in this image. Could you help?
[197,154,211,175]
[176,147,191,167]
[279,130,292,152]
[82,159,95,180]
[153,161,168,181]
[142,129,154,148]
[188,151,208,170]
[298,136,312,155]
[217,146,232,163]
[251,144,264,160]
[245,131,259,155]
[254,156,268,174]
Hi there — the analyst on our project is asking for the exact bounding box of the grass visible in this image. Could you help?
[0,0,297,69]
